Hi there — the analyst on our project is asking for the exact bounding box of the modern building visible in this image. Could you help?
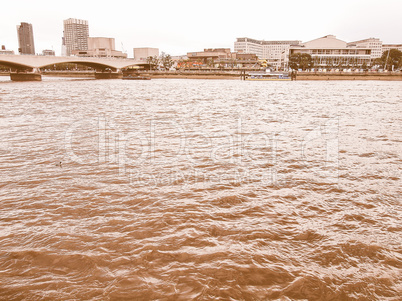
[72,37,127,58]
[42,49,55,56]
[234,38,301,69]
[348,38,382,59]
[17,22,35,55]
[235,38,264,58]
[0,45,15,55]
[133,48,159,61]
[187,48,233,62]
[184,48,259,69]
[289,35,372,68]
[62,18,89,56]
[382,44,402,54]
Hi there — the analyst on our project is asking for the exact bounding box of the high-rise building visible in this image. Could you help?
[62,18,89,56]
[17,22,35,55]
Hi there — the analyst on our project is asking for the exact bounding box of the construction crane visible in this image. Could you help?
[121,42,127,55]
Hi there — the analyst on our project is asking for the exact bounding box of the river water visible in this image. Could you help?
[0,77,401,300]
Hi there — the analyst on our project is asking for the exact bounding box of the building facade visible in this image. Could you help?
[63,18,89,56]
[133,48,159,61]
[234,38,300,69]
[17,22,35,55]
[72,37,127,58]
[290,35,372,68]
[234,38,264,58]
[0,45,15,55]
[348,38,382,59]
[42,49,55,56]
[187,48,233,62]
[183,48,259,69]
[382,44,402,54]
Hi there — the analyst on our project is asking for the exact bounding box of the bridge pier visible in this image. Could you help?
[10,68,42,81]
[94,70,122,79]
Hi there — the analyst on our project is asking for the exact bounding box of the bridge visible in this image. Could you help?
[0,54,146,81]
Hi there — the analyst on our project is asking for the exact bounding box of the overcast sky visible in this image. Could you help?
[1,0,401,57]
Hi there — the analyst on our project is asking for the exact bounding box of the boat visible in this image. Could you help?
[245,71,291,81]
[122,74,151,80]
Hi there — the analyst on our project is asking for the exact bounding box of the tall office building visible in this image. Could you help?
[62,18,89,56]
[17,22,35,55]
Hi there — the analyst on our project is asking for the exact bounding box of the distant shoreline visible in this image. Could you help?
[1,71,402,81]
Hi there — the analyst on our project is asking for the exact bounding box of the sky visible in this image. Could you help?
[1,0,402,57]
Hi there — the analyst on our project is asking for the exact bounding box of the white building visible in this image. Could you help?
[133,48,159,61]
[234,38,263,58]
[63,18,89,56]
[234,37,300,69]
[290,35,372,68]
[348,38,382,59]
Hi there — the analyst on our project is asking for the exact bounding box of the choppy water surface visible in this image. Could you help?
[0,78,401,300]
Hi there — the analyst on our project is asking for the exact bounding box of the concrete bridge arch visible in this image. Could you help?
[0,54,143,71]
[0,54,146,80]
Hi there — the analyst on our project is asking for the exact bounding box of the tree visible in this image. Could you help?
[146,56,159,70]
[381,49,402,70]
[160,52,173,70]
[289,53,313,70]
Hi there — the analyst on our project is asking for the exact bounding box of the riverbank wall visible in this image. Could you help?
[1,71,402,80]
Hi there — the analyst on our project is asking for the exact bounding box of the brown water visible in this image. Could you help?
[0,78,401,300]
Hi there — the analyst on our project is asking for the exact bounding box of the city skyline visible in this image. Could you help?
[1,0,402,57]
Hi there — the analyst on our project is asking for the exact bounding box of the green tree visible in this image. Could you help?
[381,49,402,70]
[289,53,313,70]
[160,52,173,70]
[146,56,159,70]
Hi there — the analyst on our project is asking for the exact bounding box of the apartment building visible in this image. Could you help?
[62,18,89,56]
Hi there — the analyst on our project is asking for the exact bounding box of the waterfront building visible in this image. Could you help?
[63,18,89,56]
[0,45,15,55]
[187,48,233,63]
[72,37,127,58]
[234,38,301,69]
[133,48,159,61]
[184,48,258,69]
[348,38,382,59]
[382,44,402,54]
[17,22,35,55]
[42,49,55,56]
[289,35,372,68]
